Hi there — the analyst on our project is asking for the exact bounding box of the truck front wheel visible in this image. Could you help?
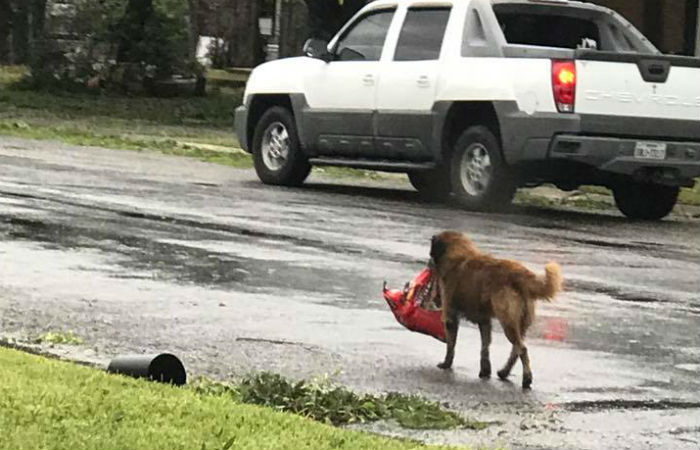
[613,182,679,220]
[252,106,310,186]
[450,126,516,211]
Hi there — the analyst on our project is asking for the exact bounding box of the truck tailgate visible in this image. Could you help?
[574,51,700,122]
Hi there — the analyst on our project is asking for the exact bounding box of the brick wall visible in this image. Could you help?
[593,0,694,54]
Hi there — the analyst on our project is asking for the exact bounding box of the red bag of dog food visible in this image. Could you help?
[383,268,446,343]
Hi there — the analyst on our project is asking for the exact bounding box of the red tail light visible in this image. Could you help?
[552,60,576,113]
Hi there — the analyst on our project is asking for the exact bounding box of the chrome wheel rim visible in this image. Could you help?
[261,122,290,171]
[460,143,492,196]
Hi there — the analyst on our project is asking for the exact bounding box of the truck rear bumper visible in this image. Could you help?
[549,134,700,182]
[497,106,700,181]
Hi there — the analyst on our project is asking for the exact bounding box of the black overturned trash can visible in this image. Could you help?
[107,353,187,386]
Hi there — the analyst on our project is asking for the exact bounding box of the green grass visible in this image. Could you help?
[0,66,385,178]
[678,180,700,206]
[0,348,454,450]
[580,182,700,207]
[34,331,84,346]
[0,65,241,153]
[514,190,612,211]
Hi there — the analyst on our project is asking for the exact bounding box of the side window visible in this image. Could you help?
[334,9,396,62]
[394,7,451,61]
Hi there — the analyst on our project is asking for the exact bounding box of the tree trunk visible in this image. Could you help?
[187,0,199,60]
[279,0,309,58]
[11,0,30,63]
[684,0,699,55]
[28,0,47,77]
[226,0,263,68]
[0,0,12,63]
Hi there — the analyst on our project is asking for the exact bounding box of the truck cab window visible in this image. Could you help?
[394,8,452,61]
[335,10,395,61]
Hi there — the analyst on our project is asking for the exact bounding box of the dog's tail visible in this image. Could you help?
[530,262,563,301]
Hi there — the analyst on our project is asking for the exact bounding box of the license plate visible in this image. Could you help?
[634,142,667,160]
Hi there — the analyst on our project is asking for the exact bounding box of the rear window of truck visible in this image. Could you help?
[491,3,653,53]
[496,12,599,49]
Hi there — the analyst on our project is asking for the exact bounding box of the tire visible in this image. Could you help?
[252,106,311,186]
[449,125,516,211]
[613,182,679,220]
[408,168,451,201]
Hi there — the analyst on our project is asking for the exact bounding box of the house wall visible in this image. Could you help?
[594,0,697,55]
[194,0,700,62]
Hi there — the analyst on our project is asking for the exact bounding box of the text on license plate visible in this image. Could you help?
[634,142,667,160]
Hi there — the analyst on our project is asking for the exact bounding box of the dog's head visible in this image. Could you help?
[430,231,476,268]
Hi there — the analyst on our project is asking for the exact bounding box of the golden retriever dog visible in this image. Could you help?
[429,231,563,389]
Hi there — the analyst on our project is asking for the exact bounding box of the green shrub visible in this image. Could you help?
[30,0,200,92]
[193,372,489,430]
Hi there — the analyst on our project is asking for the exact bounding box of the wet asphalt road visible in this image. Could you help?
[1,137,699,450]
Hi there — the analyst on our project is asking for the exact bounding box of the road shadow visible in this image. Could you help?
[237,179,695,230]
[395,365,540,404]
[303,181,423,203]
[298,181,695,228]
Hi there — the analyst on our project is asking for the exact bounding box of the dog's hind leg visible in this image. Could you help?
[496,324,532,389]
[496,326,520,381]
[478,321,492,378]
[518,302,535,389]
[519,344,533,390]
[493,288,522,381]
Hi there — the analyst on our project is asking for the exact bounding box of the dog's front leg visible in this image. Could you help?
[438,311,459,370]
[437,281,458,370]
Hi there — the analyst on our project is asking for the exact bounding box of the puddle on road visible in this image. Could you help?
[566,278,676,306]
[556,399,700,412]
[0,214,371,302]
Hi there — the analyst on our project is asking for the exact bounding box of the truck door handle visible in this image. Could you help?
[417,75,430,87]
[362,74,375,86]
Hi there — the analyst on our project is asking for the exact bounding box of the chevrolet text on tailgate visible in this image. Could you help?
[235,0,700,220]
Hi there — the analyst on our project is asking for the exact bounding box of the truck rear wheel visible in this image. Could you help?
[252,106,310,186]
[408,168,451,201]
[450,125,515,211]
[613,182,679,220]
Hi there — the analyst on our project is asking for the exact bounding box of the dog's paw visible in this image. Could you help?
[522,374,533,390]
[479,361,491,379]
[497,369,510,380]
[437,361,453,370]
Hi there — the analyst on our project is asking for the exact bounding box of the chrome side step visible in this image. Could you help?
[308,158,436,173]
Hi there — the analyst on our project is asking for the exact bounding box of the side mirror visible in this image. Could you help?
[303,38,332,62]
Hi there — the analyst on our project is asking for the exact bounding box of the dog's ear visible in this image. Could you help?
[430,234,447,264]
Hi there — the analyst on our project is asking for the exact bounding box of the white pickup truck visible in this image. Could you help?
[235,0,700,220]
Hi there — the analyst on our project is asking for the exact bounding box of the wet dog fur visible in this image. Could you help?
[430,231,563,389]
